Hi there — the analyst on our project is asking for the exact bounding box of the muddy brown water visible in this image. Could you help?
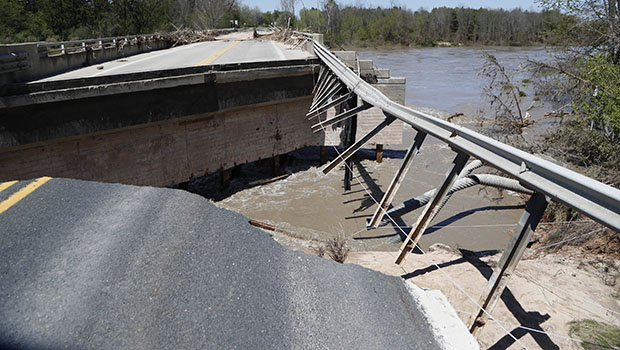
[213,47,555,253]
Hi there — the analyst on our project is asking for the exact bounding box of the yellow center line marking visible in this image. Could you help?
[0,177,52,215]
[0,180,18,194]
[195,41,241,66]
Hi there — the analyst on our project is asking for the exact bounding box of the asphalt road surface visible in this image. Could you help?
[38,33,312,82]
[0,178,443,349]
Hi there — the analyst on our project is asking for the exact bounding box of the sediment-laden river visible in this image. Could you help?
[216,46,555,252]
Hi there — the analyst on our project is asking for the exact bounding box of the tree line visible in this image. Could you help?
[1,0,563,46]
[0,0,287,43]
[299,5,564,47]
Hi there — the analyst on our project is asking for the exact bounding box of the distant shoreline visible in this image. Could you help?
[331,41,546,51]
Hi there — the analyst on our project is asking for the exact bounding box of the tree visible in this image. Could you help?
[279,0,296,27]
[531,0,620,180]
[193,0,237,29]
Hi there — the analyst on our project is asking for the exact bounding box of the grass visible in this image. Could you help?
[568,319,620,349]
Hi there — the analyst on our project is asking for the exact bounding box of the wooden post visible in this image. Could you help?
[320,146,328,165]
[395,151,470,264]
[271,155,281,176]
[376,144,384,163]
[322,116,395,175]
[220,169,231,189]
[468,192,549,336]
[368,130,427,228]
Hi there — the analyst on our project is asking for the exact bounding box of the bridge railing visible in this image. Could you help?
[307,36,620,233]
[35,34,165,58]
[302,33,620,338]
[0,34,171,86]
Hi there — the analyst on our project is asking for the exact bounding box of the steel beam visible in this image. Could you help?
[395,151,470,264]
[307,93,352,119]
[368,130,427,228]
[311,70,332,104]
[312,66,326,95]
[310,80,344,114]
[343,97,358,191]
[310,75,340,110]
[323,115,396,174]
[311,103,372,133]
[468,192,549,336]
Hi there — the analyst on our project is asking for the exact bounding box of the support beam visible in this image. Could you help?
[323,115,396,174]
[306,93,352,119]
[368,130,427,228]
[310,80,344,113]
[311,71,333,105]
[468,192,549,336]
[311,76,340,110]
[311,103,372,133]
[376,144,383,163]
[343,97,358,191]
[312,66,326,95]
[395,151,470,264]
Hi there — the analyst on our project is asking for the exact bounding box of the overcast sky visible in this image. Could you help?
[243,0,542,13]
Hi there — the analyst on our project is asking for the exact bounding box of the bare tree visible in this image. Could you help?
[322,0,339,34]
[480,53,532,140]
[171,0,194,29]
[279,0,297,27]
[194,0,237,29]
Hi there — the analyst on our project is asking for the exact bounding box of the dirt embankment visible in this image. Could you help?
[346,244,620,350]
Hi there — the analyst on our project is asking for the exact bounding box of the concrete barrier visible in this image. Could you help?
[0,35,171,87]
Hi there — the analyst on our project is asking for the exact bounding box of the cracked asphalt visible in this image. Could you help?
[0,178,441,349]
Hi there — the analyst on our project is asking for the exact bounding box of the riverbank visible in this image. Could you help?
[346,244,620,350]
[333,41,546,52]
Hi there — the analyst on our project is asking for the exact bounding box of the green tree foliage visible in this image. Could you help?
[298,5,561,47]
[534,0,620,176]
[0,0,281,43]
[0,0,175,42]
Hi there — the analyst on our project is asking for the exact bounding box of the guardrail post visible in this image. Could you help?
[395,150,470,264]
[468,192,549,336]
[368,129,427,228]
[343,94,358,191]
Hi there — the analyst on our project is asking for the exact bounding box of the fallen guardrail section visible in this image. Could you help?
[301,33,620,337]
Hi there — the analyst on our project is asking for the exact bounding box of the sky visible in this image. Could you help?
[242,0,542,13]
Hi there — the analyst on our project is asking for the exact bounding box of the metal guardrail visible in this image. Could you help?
[36,34,165,58]
[307,36,620,232]
[0,52,29,73]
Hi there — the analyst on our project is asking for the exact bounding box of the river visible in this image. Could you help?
[213,46,555,253]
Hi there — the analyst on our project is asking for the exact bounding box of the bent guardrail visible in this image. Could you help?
[303,32,620,338]
[308,36,620,232]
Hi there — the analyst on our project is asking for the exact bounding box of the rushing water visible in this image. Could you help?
[215,47,554,253]
[358,46,552,115]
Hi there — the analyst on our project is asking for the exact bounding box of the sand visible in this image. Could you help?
[346,245,620,349]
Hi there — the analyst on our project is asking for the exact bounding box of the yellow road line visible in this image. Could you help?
[0,177,52,215]
[0,180,18,193]
[195,41,241,66]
